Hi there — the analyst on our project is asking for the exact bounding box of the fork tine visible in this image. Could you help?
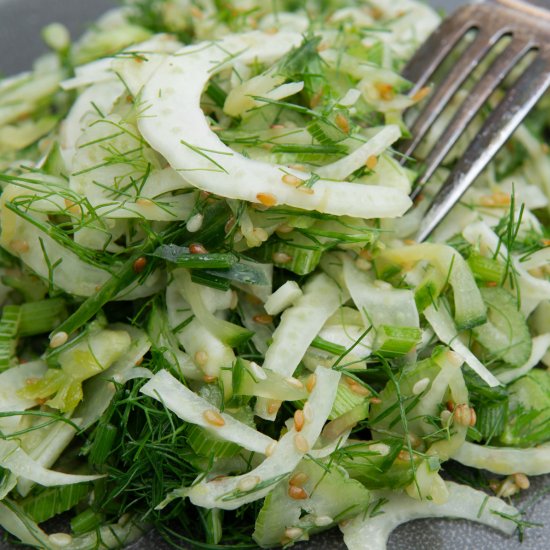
[415,53,550,242]
[401,5,478,90]
[402,27,510,159]
[411,38,533,198]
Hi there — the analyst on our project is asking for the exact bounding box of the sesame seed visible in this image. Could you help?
[256,192,277,207]
[265,441,277,456]
[253,227,269,242]
[366,155,378,170]
[412,86,431,102]
[136,197,153,206]
[276,223,294,234]
[288,485,308,500]
[237,475,261,492]
[298,187,315,195]
[132,256,147,274]
[412,377,430,395]
[348,380,371,397]
[294,409,305,432]
[48,533,73,546]
[335,113,350,134]
[369,443,390,456]
[9,240,30,253]
[203,410,225,427]
[64,198,82,215]
[355,258,372,271]
[189,243,208,254]
[284,527,303,540]
[282,174,303,187]
[513,473,530,490]
[273,252,292,264]
[285,377,304,389]
[370,397,382,405]
[249,361,267,380]
[253,314,273,325]
[50,331,68,349]
[186,213,204,233]
[267,399,282,415]
[194,350,209,367]
[305,374,317,393]
[294,433,309,453]
[454,403,476,427]
[303,402,313,422]
[203,375,217,384]
[374,82,394,101]
[398,449,411,461]
[289,472,308,487]
[314,516,333,527]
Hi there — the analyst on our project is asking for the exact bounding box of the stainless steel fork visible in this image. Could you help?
[401,0,550,242]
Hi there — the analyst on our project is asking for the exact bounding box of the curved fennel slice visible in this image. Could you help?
[340,481,518,550]
[137,31,412,219]
[184,366,340,510]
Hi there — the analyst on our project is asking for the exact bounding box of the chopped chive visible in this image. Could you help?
[152,244,238,269]
[467,253,505,284]
[311,336,348,356]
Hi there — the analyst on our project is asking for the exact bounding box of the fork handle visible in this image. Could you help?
[491,0,550,17]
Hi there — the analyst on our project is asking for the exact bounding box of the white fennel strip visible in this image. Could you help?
[138,31,412,219]
[141,369,275,454]
[341,482,518,550]
[186,366,340,510]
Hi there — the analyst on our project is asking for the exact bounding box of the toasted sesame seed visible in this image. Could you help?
[294,433,309,453]
[285,377,304,389]
[289,472,308,487]
[335,113,350,134]
[256,192,277,207]
[194,350,209,367]
[513,473,530,490]
[294,409,305,432]
[288,485,308,500]
[348,380,371,397]
[203,410,225,427]
[9,240,30,253]
[49,533,73,546]
[132,256,147,274]
[253,227,269,242]
[253,314,273,325]
[265,441,277,456]
[359,249,373,260]
[398,449,411,461]
[284,527,304,540]
[374,82,394,101]
[50,331,68,349]
[305,374,317,393]
[136,197,153,206]
[282,174,303,187]
[186,213,204,233]
[370,397,382,405]
[314,516,333,527]
[366,155,378,170]
[273,252,292,264]
[267,399,282,415]
[64,198,82,215]
[310,90,323,108]
[237,475,261,492]
[412,377,430,395]
[189,243,208,254]
[298,187,315,195]
[288,164,306,172]
[203,375,217,384]
[412,86,431,102]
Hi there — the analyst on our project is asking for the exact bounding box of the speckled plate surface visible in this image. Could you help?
[0,0,548,548]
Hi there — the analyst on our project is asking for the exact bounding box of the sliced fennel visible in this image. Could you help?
[185,366,340,510]
[141,369,275,454]
[340,482,518,550]
[138,32,412,219]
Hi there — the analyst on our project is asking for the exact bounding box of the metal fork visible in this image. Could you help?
[401,0,550,242]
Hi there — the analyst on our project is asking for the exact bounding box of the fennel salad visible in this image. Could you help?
[0,0,549,548]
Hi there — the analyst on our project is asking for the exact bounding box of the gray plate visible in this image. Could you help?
[0,0,547,548]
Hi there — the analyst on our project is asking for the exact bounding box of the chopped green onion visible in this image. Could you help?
[374,325,422,357]
[0,305,21,371]
[467,253,505,284]
[21,483,90,524]
[71,508,106,535]
[152,244,238,269]
[18,298,67,337]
